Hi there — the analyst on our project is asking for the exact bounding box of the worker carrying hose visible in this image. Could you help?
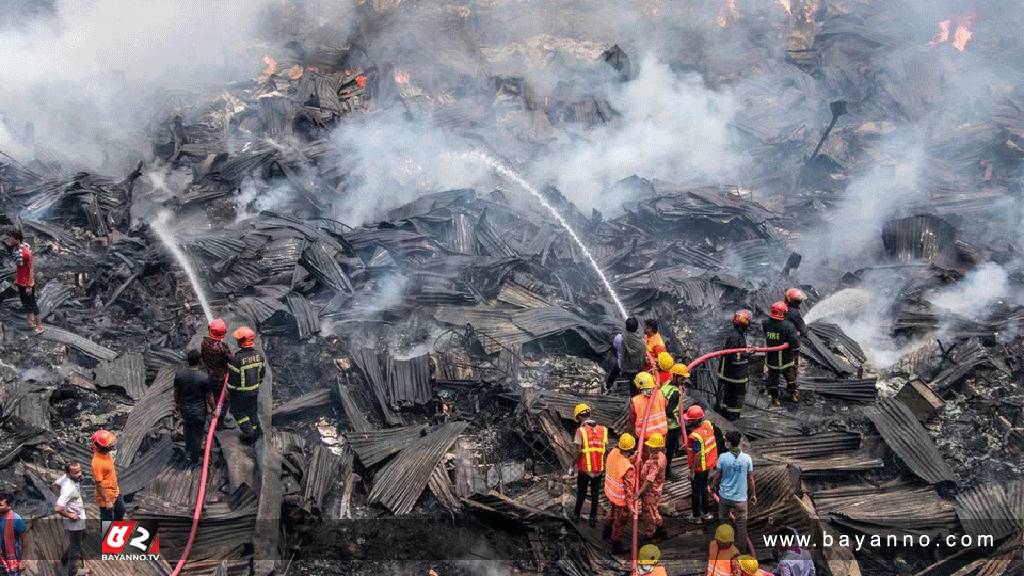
[718,310,751,420]
[571,403,606,526]
[227,326,266,444]
[636,544,668,576]
[174,350,214,466]
[602,433,637,553]
[707,523,742,576]
[763,302,801,406]
[202,318,234,427]
[637,432,667,539]
[629,373,668,441]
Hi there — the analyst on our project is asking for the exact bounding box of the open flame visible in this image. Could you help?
[260,55,278,79]
[778,0,791,15]
[393,68,411,85]
[716,0,738,27]
[930,14,975,51]
[287,64,304,80]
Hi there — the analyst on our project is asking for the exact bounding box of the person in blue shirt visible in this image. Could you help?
[711,431,756,555]
[0,493,27,576]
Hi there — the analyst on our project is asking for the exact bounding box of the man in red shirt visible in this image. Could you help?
[5,230,42,333]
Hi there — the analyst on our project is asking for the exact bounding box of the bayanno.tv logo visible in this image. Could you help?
[101,521,161,561]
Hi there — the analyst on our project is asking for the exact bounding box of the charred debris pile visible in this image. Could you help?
[2,0,1024,575]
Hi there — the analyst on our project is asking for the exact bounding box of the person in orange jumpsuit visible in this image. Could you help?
[638,432,668,539]
[602,433,637,553]
[90,430,124,520]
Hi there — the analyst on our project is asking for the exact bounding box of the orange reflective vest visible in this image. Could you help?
[706,541,740,576]
[649,567,668,576]
[577,424,608,474]
[632,392,668,439]
[646,333,666,355]
[603,448,634,506]
[688,420,719,472]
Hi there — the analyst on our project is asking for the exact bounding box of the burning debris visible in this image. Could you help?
[0,0,1023,575]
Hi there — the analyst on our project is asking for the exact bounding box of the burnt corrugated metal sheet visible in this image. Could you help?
[428,462,461,512]
[866,398,957,484]
[800,378,878,403]
[0,428,49,467]
[118,368,175,466]
[302,443,347,512]
[882,214,958,267]
[510,306,612,354]
[350,347,403,426]
[286,292,320,339]
[37,281,73,319]
[272,388,333,422]
[368,421,467,515]
[385,354,432,406]
[955,479,1024,540]
[40,325,118,361]
[94,352,146,400]
[518,389,629,433]
[476,210,519,258]
[301,239,353,293]
[814,482,958,535]
[345,425,429,467]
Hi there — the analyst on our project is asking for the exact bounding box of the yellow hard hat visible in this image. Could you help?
[634,371,656,390]
[644,432,665,449]
[715,523,735,544]
[573,403,592,419]
[637,544,660,566]
[657,351,674,371]
[618,433,636,451]
[670,363,690,378]
[738,555,759,575]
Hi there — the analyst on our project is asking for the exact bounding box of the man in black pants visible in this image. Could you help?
[605,316,646,394]
[174,349,213,465]
[571,403,607,526]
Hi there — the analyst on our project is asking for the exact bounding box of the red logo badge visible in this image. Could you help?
[101,521,160,559]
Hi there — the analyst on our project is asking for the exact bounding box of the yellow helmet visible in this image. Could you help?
[644,432,665,449]
[738,555,759,575]
[670,363,690,378]
[637,544,660,566]
[617,433,636,451]
[715,523,735,544]
[634,371,656,390]
[573,403,592,419]
[657,351,674,371]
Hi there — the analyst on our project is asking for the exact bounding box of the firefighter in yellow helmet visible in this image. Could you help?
[707,523,741,576]
[629,372,668,442]
[638,432,668,539]
[603,433,637,553]
[738,555,772,576]
[637,544,667,576]
[572,403,607,526]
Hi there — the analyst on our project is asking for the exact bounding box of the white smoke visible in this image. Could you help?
[928,262,1010,318]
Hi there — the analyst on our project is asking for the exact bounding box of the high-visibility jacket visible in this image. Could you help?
[706,541,740,576]
[660,382,682,430]
[688,420,719,472]
[603,448,634,506]
[645,333,666,356]
[577,424,607,474]
[227,348,266,393]
[648,567,668,576]
[631,391,668,439]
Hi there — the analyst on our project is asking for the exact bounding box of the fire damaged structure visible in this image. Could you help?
[1,0,1024,575]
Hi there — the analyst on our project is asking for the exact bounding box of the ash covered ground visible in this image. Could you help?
[1,0,1024,575]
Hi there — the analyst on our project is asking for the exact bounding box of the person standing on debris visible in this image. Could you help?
[227,326,266,444]
[684,405,719,523]
[0,493,27,576]
[637,432,667,539]
[707,524,742,576]
[763,302,801,406]
[783,289,809,336]
[711,431,756,555]
[771,527,816,576]
[53,462,85,576]
[606,317,647,394]
[719,310,751,420]
[643,319,667,360]
[629,372,668,442]
[91,430,124,521]
[175,349,213,466]
[603,433,637,553]
[5,230,43,334]
[637,544,668,576]
[202,319,233,426]
[737,555,772,576]
[662,362,689,479]
[572,403,606,526]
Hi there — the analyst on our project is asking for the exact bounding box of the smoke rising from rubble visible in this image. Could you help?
[929,262,1011,318]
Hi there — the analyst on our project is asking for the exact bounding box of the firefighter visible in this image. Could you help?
[763,302,801,405]
[572,403,607,526]
[643,319,667,358]
[707,524,742,576]
[227,326,266,444]
[638,432,667,539]
[637,544,668,576]
[784,288,809,335]
[719,310,751,420]
[684,405,719,522]
[201,318,233,426]
[662,361,689,479]
[738,555,772,576]
[90,430,124,521]
[603,433,637,553]
[174,349,213,466]
[655,351,675,387]
[629,372,668,442]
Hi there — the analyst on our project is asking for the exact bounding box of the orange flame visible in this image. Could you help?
[356,75,367,89]
[778,0,791,15]
[930,14,975,51]
[394,68,411,85]
[716,0,738,27]
[261,55,278,78]
[287,64,304,80]
[929,19,951,45]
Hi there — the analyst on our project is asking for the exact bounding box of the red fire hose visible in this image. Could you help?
[628,343,789,575]
[169,375,229,576]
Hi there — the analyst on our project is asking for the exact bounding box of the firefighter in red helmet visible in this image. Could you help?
[784,288,809,336]
[227,326,266,443]
[763,302,801,405]
[718,310,751,420]
[201,318,234,427]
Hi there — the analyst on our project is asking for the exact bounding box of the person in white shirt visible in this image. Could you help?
[53,463,86,576]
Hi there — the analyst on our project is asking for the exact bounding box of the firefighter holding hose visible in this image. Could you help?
[227,326,266,444]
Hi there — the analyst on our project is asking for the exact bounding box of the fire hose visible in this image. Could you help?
[169,375,229,576]
[628,343,789,575]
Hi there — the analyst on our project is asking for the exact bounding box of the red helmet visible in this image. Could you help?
[208,318,228,340]
[769,301,788,320]
[785,288,807,304]
[91,429,117,448]
[233,326,256,348]
[733,309,752,327]
[685,405,705,421]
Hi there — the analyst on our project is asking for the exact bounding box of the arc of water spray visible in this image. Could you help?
[452,150,628,319]
[151,210,215,322]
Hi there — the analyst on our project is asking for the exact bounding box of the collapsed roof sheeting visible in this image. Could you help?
[386,354,433,406]
[368,421,468,515]
[813,482,958,536]
[117,368,175,466]
[799,378,878,403]
[882,215,958,268]
[350,347,404,427]
[37,281,73,319]
[345,424,429,467]
[40,326,118,361]
[866,398,957,484]
[955,479,1024,541]
[286,292,320,339]
[302,443,348,512]
[93,352,146,400]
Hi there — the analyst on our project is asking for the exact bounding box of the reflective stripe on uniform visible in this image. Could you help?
[578,425,608,473]
[688,421,718,472]
[632,392,668,438]
[236,416,251,425]
[227,360,264,391]
[603,448,633,506]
